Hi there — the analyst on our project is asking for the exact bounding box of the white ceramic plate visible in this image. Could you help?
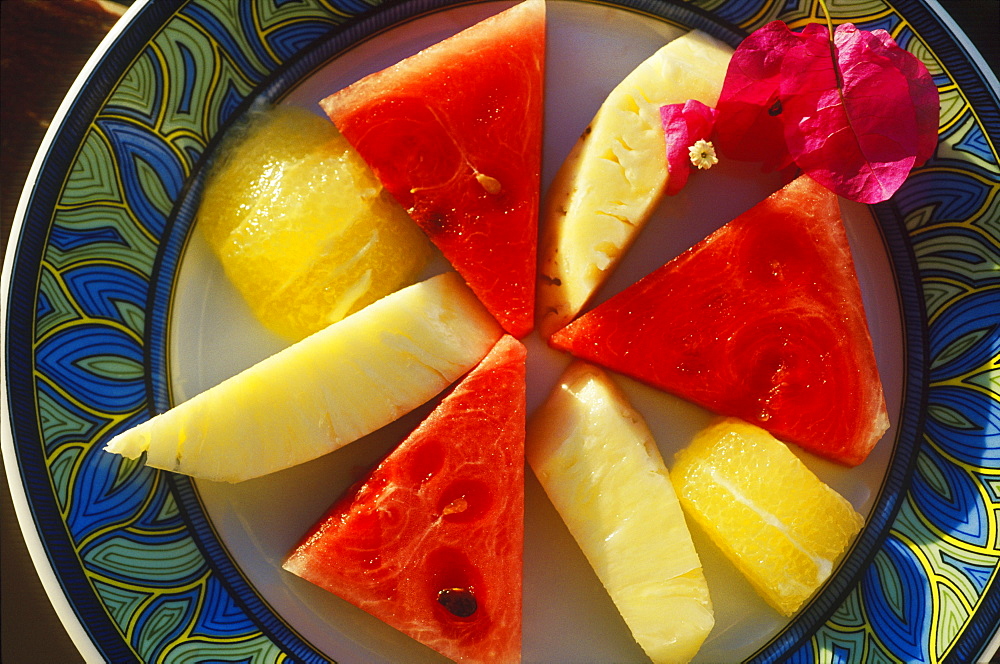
[4,0,998,662]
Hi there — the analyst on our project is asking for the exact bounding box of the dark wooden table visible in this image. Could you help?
[1,1,996,662]
[2,4,128,661]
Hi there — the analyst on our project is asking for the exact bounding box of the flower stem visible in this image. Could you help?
[818,0,834,35]
[818,0,843,89]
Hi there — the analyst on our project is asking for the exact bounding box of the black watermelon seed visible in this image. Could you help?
[437,587,477,618]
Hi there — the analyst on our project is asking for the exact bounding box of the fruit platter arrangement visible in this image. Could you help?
[3,0,998,663]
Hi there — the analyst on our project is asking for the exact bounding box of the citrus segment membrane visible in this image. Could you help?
[198,105,433,341]
[671,417,864,616]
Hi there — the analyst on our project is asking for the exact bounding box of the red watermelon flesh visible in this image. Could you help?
[283,335,526,664]
[320,0,545,339]
[550,175,889,466]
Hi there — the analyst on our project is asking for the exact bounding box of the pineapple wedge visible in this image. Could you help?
[104,272,502,482]
[537,31,732,337]
[527,362,714,663]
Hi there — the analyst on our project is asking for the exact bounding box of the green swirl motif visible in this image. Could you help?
[23,0,380,661]
[699,1,999,663]
[6,0,998,662]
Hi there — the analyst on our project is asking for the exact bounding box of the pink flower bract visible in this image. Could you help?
[715,20,800,172]
[660,99,719,195]
[713,20,938,203]
[781,24,918,203]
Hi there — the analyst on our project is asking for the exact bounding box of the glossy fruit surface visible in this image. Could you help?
[284,335,526,664]
[551,175,889,466]
[320,0,546,338]
[198,105,432,341]
[104,272,502,482]
[528,362,714,663]
[536,30,732,338]
[671,417,865,616]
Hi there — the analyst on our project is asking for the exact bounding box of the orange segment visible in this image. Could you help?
[671,417,864,616]
[198,105,433,341]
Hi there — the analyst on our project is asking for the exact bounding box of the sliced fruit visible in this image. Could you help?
[198,104,433,341]
[527,362,713,664]
[103,272,502,482]
[671,417,865,616]
[536,31,733,337]
[550,175,889,466]
[320,0,545,338]
[284,335,526,664]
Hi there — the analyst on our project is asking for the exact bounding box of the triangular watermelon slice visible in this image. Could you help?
[320,0,545,339]
[550,175,889,466]
[283,335,526,664]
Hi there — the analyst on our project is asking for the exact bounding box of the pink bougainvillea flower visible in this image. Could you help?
[780,23,929,203]
[864,27,939,166]
[714,20,800,172]
[663,19,938,203]
[660,99,719,195]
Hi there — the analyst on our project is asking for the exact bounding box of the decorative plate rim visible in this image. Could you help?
[2,0,998,662]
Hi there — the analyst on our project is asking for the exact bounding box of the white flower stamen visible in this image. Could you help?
[688,139,718,170]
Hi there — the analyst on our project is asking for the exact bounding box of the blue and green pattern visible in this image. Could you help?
[4,0,998,662]
[725,3,999,662]
[10,1,378,661]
